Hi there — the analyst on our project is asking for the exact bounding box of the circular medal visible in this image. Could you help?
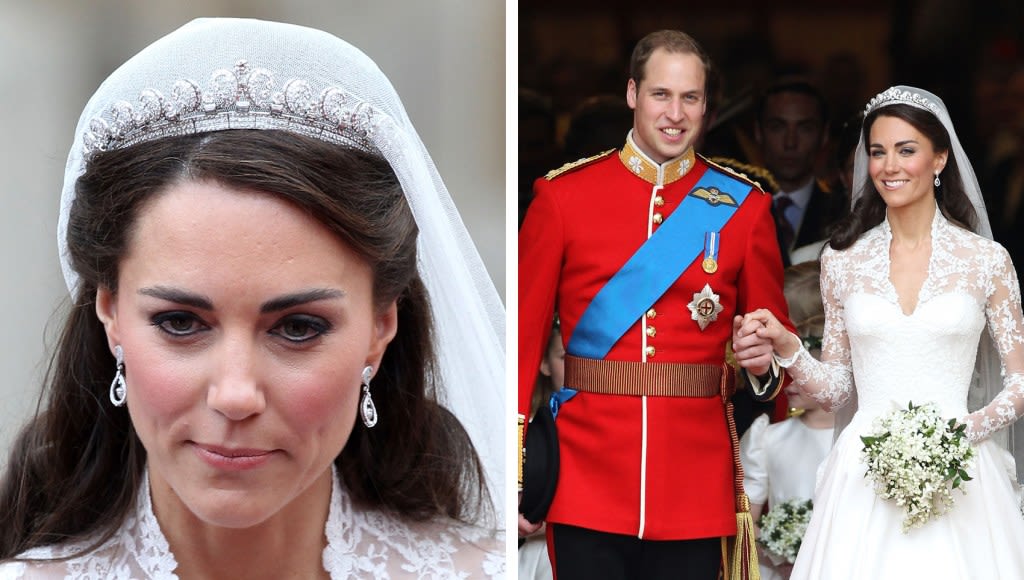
[702,257,718,274]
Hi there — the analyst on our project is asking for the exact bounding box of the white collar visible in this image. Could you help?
[774,177,815,209]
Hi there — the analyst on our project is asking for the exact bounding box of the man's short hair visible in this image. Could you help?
[756,78,830,126]
[628,30,712,91]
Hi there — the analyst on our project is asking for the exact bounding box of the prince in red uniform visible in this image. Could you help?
[518,30,792,579]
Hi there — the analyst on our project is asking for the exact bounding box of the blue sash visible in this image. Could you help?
[551,167,750,417]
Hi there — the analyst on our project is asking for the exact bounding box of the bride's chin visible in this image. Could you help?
[183,494,282,529]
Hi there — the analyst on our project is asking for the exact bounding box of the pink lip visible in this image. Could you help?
[191,442,276,471]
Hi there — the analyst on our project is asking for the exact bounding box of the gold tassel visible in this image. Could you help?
[731,494,760,580]
[719,364,761,579]
[517,414,525,491]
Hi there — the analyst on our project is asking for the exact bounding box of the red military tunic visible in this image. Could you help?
[519,135,790,540]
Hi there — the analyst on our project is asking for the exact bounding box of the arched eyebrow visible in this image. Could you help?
[259,288,346,313]
[870,139,920,148]
[139,286,213,310]
[138,286,345,313]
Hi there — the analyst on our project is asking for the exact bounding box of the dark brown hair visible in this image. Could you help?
[628,30,712,97]
[0,130,490,560]
[828,103,977,250]
[755,77,830,128]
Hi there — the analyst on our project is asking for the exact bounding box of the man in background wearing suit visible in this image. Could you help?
[755,79,848,265]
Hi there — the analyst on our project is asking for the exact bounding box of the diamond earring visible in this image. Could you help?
[360,365,378,428]
[934,173,941,187]
[109,345,127,407]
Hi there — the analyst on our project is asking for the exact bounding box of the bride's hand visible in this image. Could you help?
[741,308,802,360]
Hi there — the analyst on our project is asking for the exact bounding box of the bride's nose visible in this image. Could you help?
[206,333,266,421]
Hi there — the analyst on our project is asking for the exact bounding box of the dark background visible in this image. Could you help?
[519,1,1024,255]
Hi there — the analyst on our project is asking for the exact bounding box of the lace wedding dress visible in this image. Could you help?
[786,211,1024,579]
[0,468,505,579]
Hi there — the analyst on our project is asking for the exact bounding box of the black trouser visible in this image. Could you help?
[550,523,721,580]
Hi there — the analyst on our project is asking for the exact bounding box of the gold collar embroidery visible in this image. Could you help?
[618,133,695,185]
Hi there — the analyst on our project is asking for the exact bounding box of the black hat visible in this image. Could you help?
[518,404,559,524]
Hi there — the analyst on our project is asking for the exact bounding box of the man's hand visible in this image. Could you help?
[519,512,543,537]
[732,314,774,375]
[742,308,802,360]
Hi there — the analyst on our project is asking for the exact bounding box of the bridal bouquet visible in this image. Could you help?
[757,498,813,564]
[860,401,974,532]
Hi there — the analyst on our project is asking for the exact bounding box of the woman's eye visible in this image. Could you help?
[271,315,330,343]
[151,312,206,336]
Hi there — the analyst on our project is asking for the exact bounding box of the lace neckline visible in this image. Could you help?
[878,205,946,316]
[10,466,504,578]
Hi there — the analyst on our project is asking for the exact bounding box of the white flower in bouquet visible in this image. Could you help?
[757,498,813,564]
[860,401,974,532]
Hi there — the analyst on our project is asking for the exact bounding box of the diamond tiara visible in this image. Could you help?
[864,87,940,115]
[82,60,384,158]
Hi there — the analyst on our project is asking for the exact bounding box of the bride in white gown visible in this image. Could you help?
[733,85,1024,579]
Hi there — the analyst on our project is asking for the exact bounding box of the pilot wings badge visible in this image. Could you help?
[688,186,738,207]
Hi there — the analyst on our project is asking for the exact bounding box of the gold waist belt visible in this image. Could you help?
[563,354,733,398]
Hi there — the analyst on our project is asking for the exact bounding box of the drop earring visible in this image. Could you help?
[360,365,378,428]
[109,345,127,407]
[934,173,941,187]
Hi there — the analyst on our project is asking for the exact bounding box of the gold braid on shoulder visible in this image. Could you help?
[707,156,780,193]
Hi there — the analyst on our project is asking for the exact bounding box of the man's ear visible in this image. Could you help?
[95,286,121,353]
[626,78,638,110]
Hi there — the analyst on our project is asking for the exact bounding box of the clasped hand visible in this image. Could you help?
[732,309,800,374]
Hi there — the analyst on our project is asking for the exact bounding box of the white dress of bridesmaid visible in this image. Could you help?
[740,412,832,580]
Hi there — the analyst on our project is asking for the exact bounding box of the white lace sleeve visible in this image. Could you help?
[960,247,1024,443]
[785,248,855,410]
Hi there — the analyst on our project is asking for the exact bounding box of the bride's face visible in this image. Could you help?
[95,179,397,529]
[867,114,948,211]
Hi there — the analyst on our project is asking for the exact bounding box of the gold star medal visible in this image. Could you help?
[702,231,719,274]
[688,283,724,331]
